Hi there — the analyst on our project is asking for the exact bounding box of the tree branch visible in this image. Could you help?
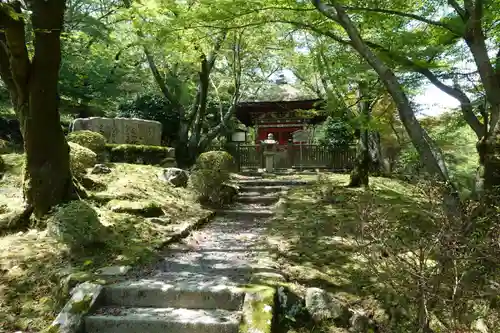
[187,30,227,130]
[310,0,338,21]
[447,0,467,20]
[364,41,484,138]
[344,6,462,35]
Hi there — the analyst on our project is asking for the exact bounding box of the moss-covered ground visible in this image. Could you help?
[0,154,210,332]
[266,174,499,333]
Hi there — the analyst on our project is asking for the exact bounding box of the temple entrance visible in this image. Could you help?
[232,99,356,171]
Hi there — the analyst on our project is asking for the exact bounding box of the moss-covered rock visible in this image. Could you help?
[69,142,97,178]
[46,201,105,251]
[105,144,174,165]
[239,284,276,333]
[106,199,164,217]
[67,130,107,153]
[189,151,236,207]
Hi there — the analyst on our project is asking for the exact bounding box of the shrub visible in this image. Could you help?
[105,144,174,165]
[67,130,107,153]
[69,142,97,178]
[46,200,105,251]
[194,150,235,171]
[356,181,500,331]
[189,151,235,206]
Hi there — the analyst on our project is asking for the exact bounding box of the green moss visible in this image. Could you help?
[105,143,174,165]
[67,130,107,153]
[239,284,276,333]
[69,294,93,314]
[69,142,97,177]
[46,201,105,251]
[107,199,164,217]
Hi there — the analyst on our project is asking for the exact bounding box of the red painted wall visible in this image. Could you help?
[257,126,303,145]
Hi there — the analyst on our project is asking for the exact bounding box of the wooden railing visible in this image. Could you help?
[231,143,356,171]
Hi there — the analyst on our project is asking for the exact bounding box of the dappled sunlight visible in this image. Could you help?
[0,156,211,331]
[266,174,431,319]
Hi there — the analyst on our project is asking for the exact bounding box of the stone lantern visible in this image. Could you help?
[262,133,278,173]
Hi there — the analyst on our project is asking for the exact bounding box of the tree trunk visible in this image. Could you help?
[314,1,453,187]
[349,81,372,187]
[349,127,370,187]
[0,1,78,219]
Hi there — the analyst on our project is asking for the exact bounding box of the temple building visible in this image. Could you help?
[235,99,327,145]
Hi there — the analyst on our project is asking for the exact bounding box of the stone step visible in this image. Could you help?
[102,279,244,311]
[235,195,279,205]
[239,185,290,193]
[216,209,274,218]
[237,179,311,187]
[84,307,241,333]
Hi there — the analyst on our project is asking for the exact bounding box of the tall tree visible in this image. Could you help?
[0,1,81,219]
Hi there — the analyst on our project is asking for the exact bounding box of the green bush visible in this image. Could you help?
[189,151,235,206]
[69,142,97,178]
[67,130,107,153]
[105,144,174,165]
[46,200,105,251]
[194,150,236,171]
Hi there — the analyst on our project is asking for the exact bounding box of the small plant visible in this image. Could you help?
[67,130,107,153]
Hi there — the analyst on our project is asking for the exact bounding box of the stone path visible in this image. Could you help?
[83,177,310,333]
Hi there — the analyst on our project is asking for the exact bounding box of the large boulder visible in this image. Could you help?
[160,167,189,187]
[305,287,347,323]
[91,164,112,175]
[47,201,106,251]
[71,117,162,146]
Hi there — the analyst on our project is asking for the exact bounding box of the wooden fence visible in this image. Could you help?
[231,143,356,171]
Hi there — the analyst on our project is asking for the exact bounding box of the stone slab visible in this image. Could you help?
[102,279,244,310]
[47,282,103,333]
[84,307,241,333]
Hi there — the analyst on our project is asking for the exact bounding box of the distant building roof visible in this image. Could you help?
[235,99,326,126]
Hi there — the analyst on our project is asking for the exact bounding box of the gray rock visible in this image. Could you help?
[91,164,112,174]
[349,310,371,332]
[96,265,131,276]
[305,287,346,323]
[160,168,189,187]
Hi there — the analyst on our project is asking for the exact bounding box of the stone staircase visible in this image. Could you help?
[81,177,310,333]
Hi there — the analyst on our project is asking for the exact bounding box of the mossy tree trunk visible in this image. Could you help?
[349,81,375,187]
[0,1,78,219]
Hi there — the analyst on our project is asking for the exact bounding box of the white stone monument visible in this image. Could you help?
[71,117,162,146]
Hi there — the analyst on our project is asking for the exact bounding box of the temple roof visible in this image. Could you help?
[235,99,326,126]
